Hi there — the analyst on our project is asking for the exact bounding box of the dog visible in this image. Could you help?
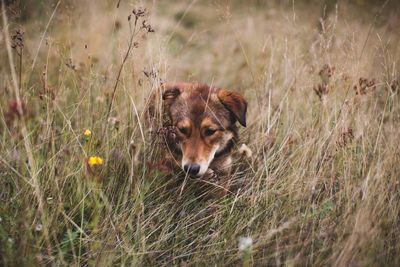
[160,82,247,196]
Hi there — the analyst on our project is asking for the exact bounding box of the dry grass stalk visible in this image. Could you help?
[0,1,399,266]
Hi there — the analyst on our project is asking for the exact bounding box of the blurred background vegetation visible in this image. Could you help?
[1,0,399,266]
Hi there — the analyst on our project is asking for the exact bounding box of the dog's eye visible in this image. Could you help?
[177,127,189,136]
[204,128,217,137]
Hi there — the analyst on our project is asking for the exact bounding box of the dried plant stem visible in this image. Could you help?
[2,0,51,256]
[30,1,60,71]
[104,22,138,132]
[357,0,390,70]
[19,47,22,89]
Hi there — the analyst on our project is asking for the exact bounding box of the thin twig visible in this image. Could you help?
[30,0,60,71]
[104,19,140,133]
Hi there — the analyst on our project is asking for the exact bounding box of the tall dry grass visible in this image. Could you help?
[1,0,399,266]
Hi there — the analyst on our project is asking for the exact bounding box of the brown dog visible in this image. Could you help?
[160,82,247,196]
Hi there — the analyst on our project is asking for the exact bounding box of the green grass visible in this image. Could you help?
[1,0,400,266]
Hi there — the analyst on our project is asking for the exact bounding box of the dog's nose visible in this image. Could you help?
[183,164,201,176]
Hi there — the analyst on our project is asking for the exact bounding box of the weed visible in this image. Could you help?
[0,1,399,266]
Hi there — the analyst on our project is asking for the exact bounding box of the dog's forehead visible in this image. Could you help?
[180,83,217,98]
[171,87,230,127]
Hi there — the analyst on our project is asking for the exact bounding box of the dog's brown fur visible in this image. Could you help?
[160,82,247,196]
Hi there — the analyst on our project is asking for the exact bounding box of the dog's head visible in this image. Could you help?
[162,82,247,177]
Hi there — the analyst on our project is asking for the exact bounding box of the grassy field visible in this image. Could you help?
[1,0,400,266]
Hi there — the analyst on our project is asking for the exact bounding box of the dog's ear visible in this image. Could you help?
[218,89,247,127]
[162,83,181,104]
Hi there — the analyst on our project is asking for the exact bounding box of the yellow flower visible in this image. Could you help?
[88,156,103,167]
[84,129,92,137]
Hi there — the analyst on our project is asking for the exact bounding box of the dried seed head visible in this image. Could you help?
[313,64,334,103]
[390,79,398,93]
[11,29,24,56]
[313,84,329,103]
[65,58,76,70]
[115,20,121,31]
[141,20,155,33]
[238,144,253,158]
[108,117,120,130]
[354,77,376,95]
[143,68,158,79]
[337,127,354,147]
[132,7,146,18]
[318,64,334,85]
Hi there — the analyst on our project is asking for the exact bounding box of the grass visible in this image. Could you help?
[1,0,399,266]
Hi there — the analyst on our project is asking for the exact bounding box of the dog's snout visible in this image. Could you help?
[183,164,201,176]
